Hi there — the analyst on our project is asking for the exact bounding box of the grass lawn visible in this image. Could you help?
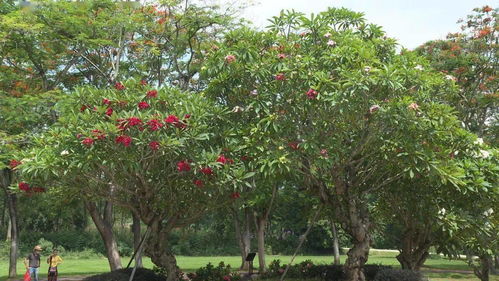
[1,251,498,281]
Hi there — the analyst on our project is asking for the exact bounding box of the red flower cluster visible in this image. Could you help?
[275,73,286,81]
[18,182,30,191]
[102,98,111,105]
[230,192,240,199]
[165,114,187,129]
[477,27,491,38]
[200,167,213,175]
[223,275,231,281]
[483,6,493,12]
[9,159,22,169]
[193,179,204,187]
[149,141,160,150]
[138,101,150,110]
[306,89,318,99]
[146,90,158,98]
[105,108,113,116]
[217,154,234,165]
[82,137,94,146]
[177,160,191,172]
[80,105,88,112]
[114,82,125,90]
[147,119,164,131]
[140,79,148,86]
[115,135,132,147]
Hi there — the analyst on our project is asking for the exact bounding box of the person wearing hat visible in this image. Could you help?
[24,245,42,281]
[47,248,63,281]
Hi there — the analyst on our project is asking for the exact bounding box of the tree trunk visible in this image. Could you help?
[396,227,431,270]
[232,207,252,270]
[474,255,491,281]
[256,216,267,273]
[132,212,143,268]
[0,195,6,228]
[493,255,499,275]
[331,221,341,265]
[7,192,18,278]
[1,169,17,278]
[84,199,122,271]
[145,218,180,281]
[6,218,11,241]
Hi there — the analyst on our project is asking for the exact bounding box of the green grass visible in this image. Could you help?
[1,251,498,281]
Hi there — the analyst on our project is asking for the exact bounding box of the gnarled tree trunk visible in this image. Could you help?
[396,223,432,270]
[145,218,180,281]
[474,255,492,281]
[84,199,122,271]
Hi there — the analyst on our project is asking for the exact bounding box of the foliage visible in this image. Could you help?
[181,261,241,281]
[83,268,166,281]
[373,269,422,281]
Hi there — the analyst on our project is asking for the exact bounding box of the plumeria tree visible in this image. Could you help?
[19,80,252,280]
[203,8,486,281]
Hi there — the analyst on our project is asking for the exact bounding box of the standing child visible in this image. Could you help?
[24,245,42,281]
[47,249,63,281]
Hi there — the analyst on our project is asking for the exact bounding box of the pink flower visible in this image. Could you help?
[105,107,113,116]
[327,40,336,47]
[18,182,30,191]
[115,135,132,147]
[177,160,191,172]
[200,167,213,175]
[223,275,231,281]
[147,119,164,131]
[114,82,125,90]
[320,149,328,157]
[277,53,287,59]
[165,115,180,124]
[146,90,158,98]
[82,137,94,147]
[102,98,111,105]
[193,179,204,187]
[369,105,380,113]
[275,73,286,81]
[149,141,160,150]
[138,101,150,110]
[306,89,318,99]
[225,55,236,63]
[408,103,419,110]
[9,160,22,169]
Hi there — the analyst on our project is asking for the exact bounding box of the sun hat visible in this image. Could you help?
[33,245,42,251]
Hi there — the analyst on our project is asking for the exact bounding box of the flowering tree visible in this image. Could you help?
[19,80,251,280]
[203,8,485,281]
[415,6,498,143]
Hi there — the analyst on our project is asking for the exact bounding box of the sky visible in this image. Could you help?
[230,0,493,49]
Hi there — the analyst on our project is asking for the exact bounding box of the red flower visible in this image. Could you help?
[288,142,299,150]
[114,82,125,90]
[80,105,88,112]
[184,114,191,119]
[140,79,148,86]
[217,155,228,164]
[223,275,231,281]
[175,122,187,129]
[483,6,493,12]
[230,192,240,199]
[165,115,179,124]
[177,160,191,172]
[105,107,113,116]
[147,90,158,98]
[275,73,286,81]
[200,167,213,175]
[147,119,164,131]
[18,182,30,192]
[102,98,111,105]
[9,160,22,169]
[306,89,318,99]
[193,179,204,187]
[225,55,236,63]
[82,137,94,147]
[149,141,160,150]
[477,27,491,38]
[115,135,132,147]
[128,117,143,127]
[138,101,150,110]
